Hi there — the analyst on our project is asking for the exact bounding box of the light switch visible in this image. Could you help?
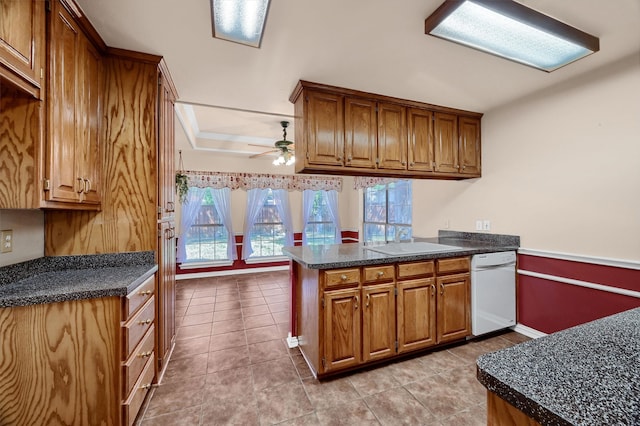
[475,220,483,231]
[483,220,491,231]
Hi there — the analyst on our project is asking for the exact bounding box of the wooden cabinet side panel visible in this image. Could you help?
[345,97,376,168]
[436,273,471,343]
[0,298,120,425]
[156,222,176,378]
[433,112,458,173]
[0,84,40,208]
[297,265,321,374]
[45,56,158,255]
[397,278,436,353]
[407,108,434,172]
[487,391,542,426]
[362,283,396,362]
[377,103,406,170]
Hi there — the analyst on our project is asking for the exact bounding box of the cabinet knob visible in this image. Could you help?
[137,351,152,358]
[336,156,342,162]
[347,156,352,162]
[340,274,348,281]
[376,271,384,278]
[401,161,406,166]
[138,318,152,325]
[140,383,152,390]
[138,290,152,296]
[461,165,466,170]
[409,162,415,167]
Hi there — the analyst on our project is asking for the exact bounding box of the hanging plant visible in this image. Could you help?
[175,172,189,204]
[175,150,189,204]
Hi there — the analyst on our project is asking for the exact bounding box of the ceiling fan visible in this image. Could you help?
[249,121,295,165]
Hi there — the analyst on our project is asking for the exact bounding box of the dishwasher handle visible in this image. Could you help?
[473,261,516,271]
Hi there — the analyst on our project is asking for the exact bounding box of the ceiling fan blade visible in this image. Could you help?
[249,149,279,159]
[248,143,273,148]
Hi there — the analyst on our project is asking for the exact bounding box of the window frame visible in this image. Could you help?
[247,188,288,260]
[303,190,338,246]
[362,180,412,243]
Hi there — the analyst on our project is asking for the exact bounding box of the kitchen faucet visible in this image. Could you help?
[394,229,409,243]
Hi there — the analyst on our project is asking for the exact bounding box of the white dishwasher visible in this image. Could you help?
[471,251,516,336]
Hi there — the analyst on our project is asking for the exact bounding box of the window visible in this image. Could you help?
[303,190,341,245]
[363,180,412,243]
[243,188,294,259]
[177,187,236,265]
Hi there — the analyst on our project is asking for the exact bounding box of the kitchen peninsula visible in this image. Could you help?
[284,231,519,378]
[477,307,640,425]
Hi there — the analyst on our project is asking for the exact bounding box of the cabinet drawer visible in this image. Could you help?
[123,275,154,321]
[397,261,434,279]
[436,257,470,275]
[362,265,394,283]
[122,355,154,426]
[324,268,360,289]
[123,296,155,358]
[123,324,155,397]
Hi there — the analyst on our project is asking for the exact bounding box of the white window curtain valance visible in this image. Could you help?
[353,176,400,190]
[185,171,343,192]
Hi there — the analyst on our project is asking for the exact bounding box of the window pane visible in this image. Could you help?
[304,190,337,245]
[184,189,229,261]
[388,181,412,225]
[364,185,387,223]
[363,181,412,243]
[250,189,285,257]
[364,223,386,243]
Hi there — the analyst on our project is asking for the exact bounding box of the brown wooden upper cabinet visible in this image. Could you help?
[44,0,103,208]
[0,0,45,98]
[289,80,482,179]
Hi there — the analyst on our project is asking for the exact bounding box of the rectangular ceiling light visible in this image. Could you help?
[211,0,271,48]
[425,0,599,72]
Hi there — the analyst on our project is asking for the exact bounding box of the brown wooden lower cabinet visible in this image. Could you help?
[487,391,542,426]
[296,257,471,377]
[0,275,157,425]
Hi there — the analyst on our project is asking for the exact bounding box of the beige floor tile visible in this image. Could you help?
[161,352,208,384]
[277,413,321,425]
[209,330,247,352]
[241,297,267,307]
[172,335,211,360]
[246,325,282,344]
[302,376,360,410]
[248,339,288,364]
[244,313,275,329]
[141,406,202,425]
[256,382,313,425]
[207,345,250,373]
[144,375,205,418]
[213,308,242,322]
[185,303,215,316]
[211,318,245,335]
[176,323,212,341]
[314,399,380,425]
[201,397,259,425]
[181,312,213,326]
[251,356,300,391]
[364,387,436,426]
[242,304,271,317]
[405,375,476,420]
[348,367,402,397]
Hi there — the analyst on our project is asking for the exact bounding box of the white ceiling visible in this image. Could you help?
[75,0,640,158]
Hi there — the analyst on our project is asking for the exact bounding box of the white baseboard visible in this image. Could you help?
[176,265,289,280]
[513,323,547,339]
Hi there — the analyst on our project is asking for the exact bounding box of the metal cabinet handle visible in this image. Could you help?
[137,351,152,358]
[440,283,444,296]
[138,290,152,296]
[84,179,91,193]
[354,295,359,310]
[347,156,352,162]
[401,161,406,166]
[431,284,435,297]
[376,271,384,278]
[140,383,151,390]
[76,177,84,193]
[409,162,415,167]
[366,293,370,307]
[340,274,348,281]
[138,318,152,325]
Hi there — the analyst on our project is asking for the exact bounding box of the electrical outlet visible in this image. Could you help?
[475,220,483,231]
[1,230,13,253]
[483,220,491,231]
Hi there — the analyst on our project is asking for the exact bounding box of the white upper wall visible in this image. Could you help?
[411,54,640,260]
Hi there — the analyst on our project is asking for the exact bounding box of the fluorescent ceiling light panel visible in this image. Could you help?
[211,0,270,48]
[425,0,599,72]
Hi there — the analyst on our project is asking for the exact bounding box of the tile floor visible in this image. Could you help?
[139,270,530,426]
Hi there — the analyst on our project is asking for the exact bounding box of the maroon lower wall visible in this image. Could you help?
[177,230,359,275]
[517,253,640,334]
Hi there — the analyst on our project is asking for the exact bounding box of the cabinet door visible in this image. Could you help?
[377,103,406,170]
[436,273,471,343]
[407,108,434,172]
[0,0,44,97]
[306,90,344,166]
[433,112,459,173]
[77,37,102,204]
[344,97,376,168]
[459,116,481,176]
[362,283,396,362]
[397,278,436,353]
[158,70,176,219]
[156,221,176,378]
[323,288,361,373]
[47,1,80,203]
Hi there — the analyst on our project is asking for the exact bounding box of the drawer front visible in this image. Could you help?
[436,257,470,275]
[123,296,155,359]
[362,265,394,283]
[123,324,155,397]
[122,355,155,426]
[397,261,435,279]
[123,275,155,321]
[324,268,360,289]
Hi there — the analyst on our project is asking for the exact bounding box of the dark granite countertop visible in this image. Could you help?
[477,308,640,425]
[283,230,519,269]
[0,251,158,308]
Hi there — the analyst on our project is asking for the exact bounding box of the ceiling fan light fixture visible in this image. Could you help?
[211,0,271,48]
[424,0,599,72]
